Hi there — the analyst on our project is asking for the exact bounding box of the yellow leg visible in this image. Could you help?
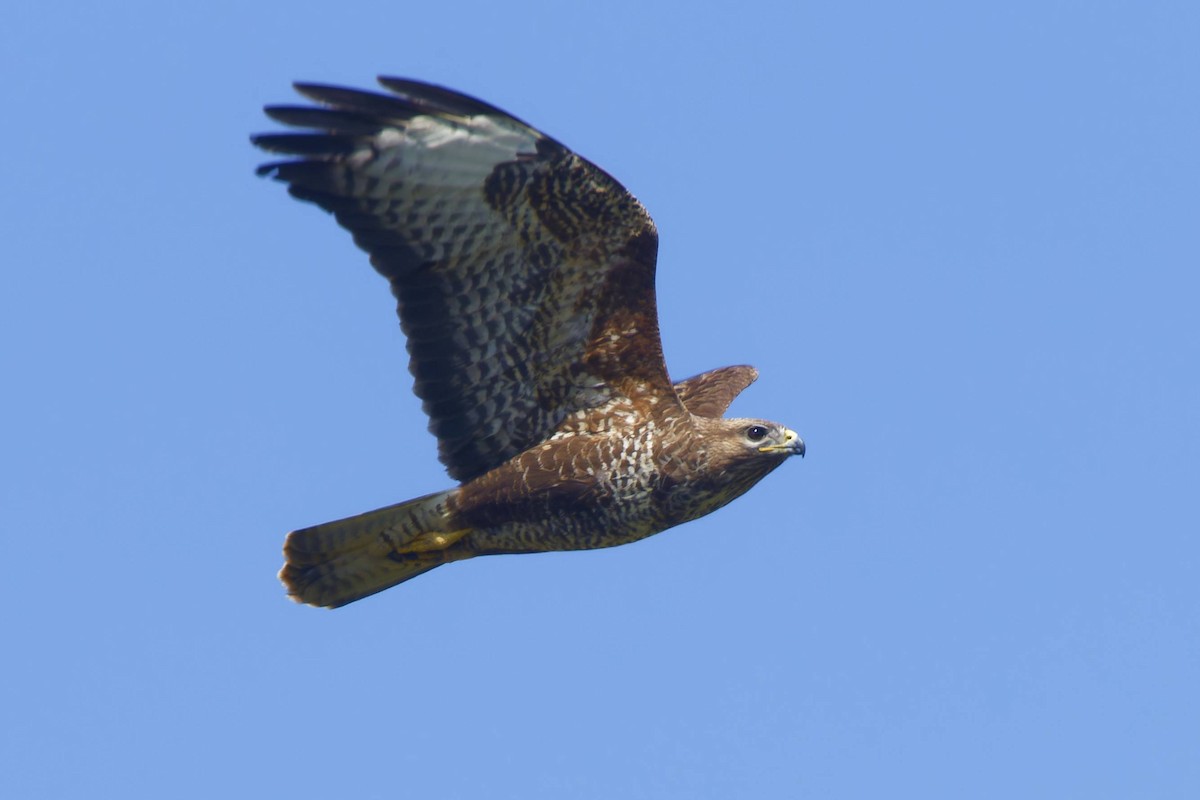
[403,527,472,553]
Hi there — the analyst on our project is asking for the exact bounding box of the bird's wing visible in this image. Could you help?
[254,78,681,481]
[672,366,759,417]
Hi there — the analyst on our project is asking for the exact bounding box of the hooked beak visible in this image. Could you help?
[759,428,805,457]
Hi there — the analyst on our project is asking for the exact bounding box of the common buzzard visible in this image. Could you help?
[254,78,805,608]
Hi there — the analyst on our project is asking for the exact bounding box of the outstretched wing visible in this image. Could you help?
[253,78,680,482]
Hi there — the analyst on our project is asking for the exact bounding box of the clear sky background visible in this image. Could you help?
[3,2,1198,797]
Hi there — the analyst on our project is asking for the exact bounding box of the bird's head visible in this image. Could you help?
[698,417,805,482]
[670,416,804,524]
[720,418,804,457]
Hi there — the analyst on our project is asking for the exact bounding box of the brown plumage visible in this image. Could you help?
[254,78,805,608]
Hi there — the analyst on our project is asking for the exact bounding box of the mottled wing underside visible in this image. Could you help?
[254,78,677,481]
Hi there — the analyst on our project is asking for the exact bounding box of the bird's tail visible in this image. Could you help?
[279,489,471,608]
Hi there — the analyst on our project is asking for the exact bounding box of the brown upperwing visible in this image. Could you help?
[672,365,759,418]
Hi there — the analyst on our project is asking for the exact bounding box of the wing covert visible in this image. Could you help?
[672,366,759,418]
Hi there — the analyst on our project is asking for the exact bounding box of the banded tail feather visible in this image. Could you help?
[279,490,470,608]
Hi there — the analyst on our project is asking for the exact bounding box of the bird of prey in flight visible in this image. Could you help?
[253,77,805,608]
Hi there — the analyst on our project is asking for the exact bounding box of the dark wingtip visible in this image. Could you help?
[291,80,338,99]
[376,76,502,116]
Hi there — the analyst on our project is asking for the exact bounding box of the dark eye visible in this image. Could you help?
[746,425,769,442]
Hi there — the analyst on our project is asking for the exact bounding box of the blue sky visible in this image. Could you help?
[3,1,1198,797]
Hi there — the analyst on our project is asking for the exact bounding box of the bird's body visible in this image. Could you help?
[255,78,804,607]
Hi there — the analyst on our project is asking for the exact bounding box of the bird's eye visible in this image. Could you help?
[746,425,769,442]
